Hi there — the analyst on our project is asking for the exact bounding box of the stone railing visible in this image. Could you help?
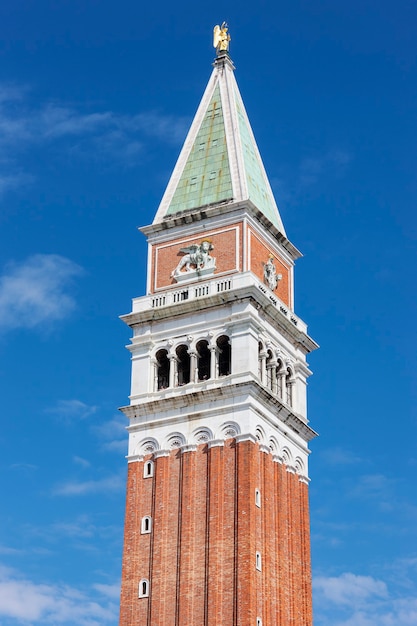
[131,272,307,333]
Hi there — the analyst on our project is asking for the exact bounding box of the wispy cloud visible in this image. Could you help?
[315,572,388,606]
[45,399,97,424]
[0,254,83,332]
[0,82,189,196]
[73,455,91,468]
[314,570,417,626]
[320,446,362,466]
[0,564,118,625]
[92,416,127,453]
[271,148,352,207]
[349,473,395,501]
[52,474,124,496]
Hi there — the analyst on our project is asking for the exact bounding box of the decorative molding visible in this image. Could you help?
[180,443,198,454]
[153,449,170,459]
[207,439,225,449]
[234,433,257,445]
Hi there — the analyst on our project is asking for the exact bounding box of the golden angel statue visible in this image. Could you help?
[213,22,231,53]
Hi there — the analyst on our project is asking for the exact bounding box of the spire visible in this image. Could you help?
[153,39,286,236]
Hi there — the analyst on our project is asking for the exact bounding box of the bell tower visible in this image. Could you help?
[119,30,318,626]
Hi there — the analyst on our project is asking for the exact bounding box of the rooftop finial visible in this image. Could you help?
[213,22,231,54]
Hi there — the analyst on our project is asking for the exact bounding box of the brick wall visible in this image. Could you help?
[248,228,291,308]
[151,224,243,292]
[119,440,313,625]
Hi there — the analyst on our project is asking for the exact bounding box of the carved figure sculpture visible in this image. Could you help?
[263,255,282,291]
[213,22,231,53]
[171,240,216,277]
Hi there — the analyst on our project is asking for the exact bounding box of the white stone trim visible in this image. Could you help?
[180,444,198,454]
[207,439,225,449]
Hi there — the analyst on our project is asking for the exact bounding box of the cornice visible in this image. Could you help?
[120,377,318,443]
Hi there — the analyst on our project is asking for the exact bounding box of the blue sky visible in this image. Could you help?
[0,1,416,624]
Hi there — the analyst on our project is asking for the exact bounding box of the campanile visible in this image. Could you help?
[119,26,318,626]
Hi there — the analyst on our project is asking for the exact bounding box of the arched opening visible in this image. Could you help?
[276,359,284,397]
[285,367,294,407]
[196,339,211,381]
[217,335,231,376]
[176,344,190,386]
[138,578,149,598]
[258,342,264,382]
[156,349,170,390]
[143,460,154,478]
[266,350,274,391]
[141,516,152,534]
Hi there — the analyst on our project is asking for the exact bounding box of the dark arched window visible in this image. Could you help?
[266,350,274,391]
[138,578,149,598]
[176,344,190,386]
[156,349,170,390]
[285,367,293,407]
[276,359,284,396]
[196,339,211,381]
[217,335,231,376]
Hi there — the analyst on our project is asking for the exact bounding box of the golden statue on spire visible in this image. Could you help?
[213,22,231,53]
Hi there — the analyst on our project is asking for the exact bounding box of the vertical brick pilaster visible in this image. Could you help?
[262,451,277,625]
[300,481,313,626]
[119,460,153,626]
[235,439,257,625]
[275,461,290,625]
[207,444,224,626]
[148,454,173,626]
[177,448,196,625]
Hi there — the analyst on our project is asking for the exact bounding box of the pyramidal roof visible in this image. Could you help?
[153,52,286,236]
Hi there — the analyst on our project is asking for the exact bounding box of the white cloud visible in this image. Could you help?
[0,82,189,195]
[0,254,83,332]
[314,570,417,626]
[0,564,118,625]
[52,474,124,496]
[73,455,91,468]
[320,446,362,466]
[92,416,127,453]
[45,399,97,423]
[314,572,388,606]
[92,583,121,601]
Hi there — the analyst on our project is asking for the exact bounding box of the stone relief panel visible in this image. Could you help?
[151,224,242,292]
[171,240,216,282]
[248,228,291,307]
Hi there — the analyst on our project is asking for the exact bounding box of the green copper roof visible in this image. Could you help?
[154,54,286,236]
[166,85,233,215]
[235,89,281,230]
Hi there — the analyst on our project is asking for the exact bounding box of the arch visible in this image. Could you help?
[176,344,190,386]
[265,349,275,391]
[136,438,159,457]
[141,515,152,534]
[218,421,240,440]
[281,447,293,466]
[164,432,186,450]
[196,339,211,381]
[143,460,154,478]
[192,427,213,445]
[138,578,149,598]
[285,366,295,407]
[217,335,231,376]
[258,341,266,383]
[276,358,284,396]
[255,426,266,444]
[155,348,170,390]
[294,457,305,475]
[268,436,280,455]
